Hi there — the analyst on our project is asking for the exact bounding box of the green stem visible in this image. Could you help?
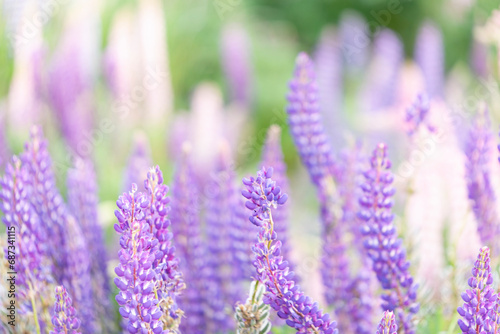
[30,286,41,334]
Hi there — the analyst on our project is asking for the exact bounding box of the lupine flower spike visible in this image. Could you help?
[358,143,418,333]
[466,109,498,254]
[457,246,497,333]
[50,286,81,334]
[376,311,398,334]
[0,156,51,333]
[234,280,271,334]
[114,165,185,334]
[242,167,338,333]
[169,145,205,334]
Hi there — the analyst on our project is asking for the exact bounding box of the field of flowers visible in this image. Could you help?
[0,0,500,333]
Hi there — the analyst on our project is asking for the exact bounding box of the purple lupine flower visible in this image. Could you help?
[242,167,338,334]
[457,247,497,333]
[0,156,51,333]
[21,126,66,282]
[346,270,376,334]
[414,21,444,98]
[471,40,488,79]
[361,29,403,111]
[466,110,498,254]
[50,286,81,334]
[169,151,205,334]
[485,295,500,333]
[123,132,153,193]
[47,41,93,157]
[114,184,165,334]
[339,10,369,71]
[314,27,343,148]
[335,146,375,333]
[286,52,335,186]
[260,125,295,273]
[64,215,96,334]
[220,23,253,108]
[405,94,435,137]
[144,166,185,330]
[231,194,257,283]
[203,147,240,333]
[376,311,398,334]
[317,173,351,332]
[67,160,114,331]
[358,143,419,333]
[21,126,96,332]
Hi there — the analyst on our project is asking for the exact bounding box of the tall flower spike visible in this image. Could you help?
[361,29,403,111]
[414,21,444,98]
[260,125,296,275]
[50,286,81,334]
[144,166,185,331]
[169,146,206,334]
[242,167,338,333]
[21,126,67,282]
[457,247,497,333]
[203,144,240,333]
[466,109,498,254]
[286,52,335,186]
[358,143,418,333]
[0,156,51,333]
[22,126,95,332]
[376,311,398,334]
[234,280,271,334]
[221,23,253,108]
[114,184,166,334]
[314,27,343,149]
[47,40,93,156]
[67,160,114,331]
[318,173,351,332]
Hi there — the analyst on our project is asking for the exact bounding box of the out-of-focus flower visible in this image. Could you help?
[339,10,369,72]
[414,22,444,98]
[405,94,435,137]
[50,286,81,334]
[465,108,499,254]
[242,167,337,333]
[123,132,153,192]
[0,156,51,333]
[376,311,398,334]
[203,144,241,333]
[347,271,376,334]
[47,32,94,157]
[260,125,295,272]
[21,126,67,282]
[234,280,271,334]
[169,146,205,334]
[286,52,335,186]
[189,83,224,180]
[471,40,489,78]
[221,23,253,108]
[358,143,419,333]
[314,27,343,148]
[457,247,497,333]
[361,29,403,112]
[67,159,114,331]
